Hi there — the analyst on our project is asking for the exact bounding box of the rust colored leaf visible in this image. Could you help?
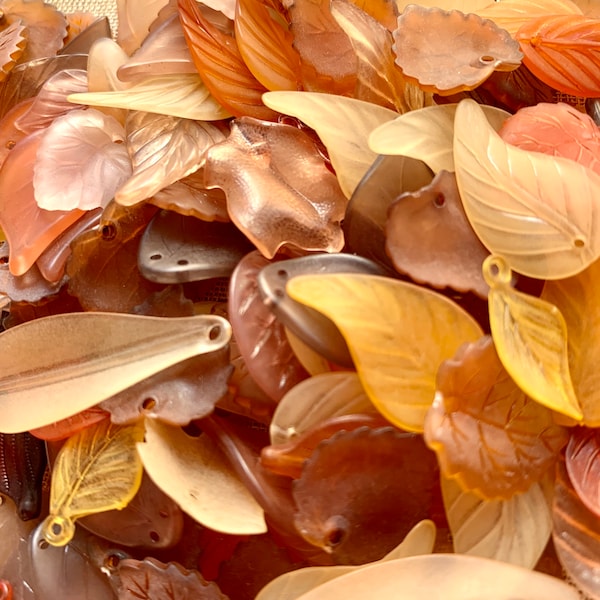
[425,335,569,500]
[385,170,489,298]
[178,0,278,119]
[205,117,346,258]
[66,201,164,312]
[516,14,600,97]
[285,0,357,95]
[117,557,228,599]
[565,428,600,518]
[0,21,26,83]
[29,408,110,442]
[235,0,302,91]
[393,5,522,95]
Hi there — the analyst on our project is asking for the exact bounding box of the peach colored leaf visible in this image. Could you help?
[516,14,600,97]
[0,21,27,83]
[369,103,509,174]
[571,0,600,17]
[204,117,346,258]
[234,0,302,91]
[395,0,492,12]
[425,335,568,499]
[476,0,583,37]
[565,427,600,518]
[392,6,522,95]
[287,273,483,432]
[454,98,600,279]
[137,419,267,535]
[263,91,398,198]
[117,0,167,54]
[33,108,131,212]
[441,476,552,568]
[542,259,600,426]
[68,74,230,121]
[484,255,582,420]
[87,37,131,93]
[291,554,580,600]
[115,111,225,207]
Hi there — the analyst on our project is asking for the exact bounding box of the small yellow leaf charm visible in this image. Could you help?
[42,418,144,546]
[483,255,582,420]
[286,273,482,432]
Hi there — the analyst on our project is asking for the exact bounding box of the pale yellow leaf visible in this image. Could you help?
[369,103,509,173]
[137,419,267,535]
[262,91,398,198]
[442,477,551,568]
[68,74,231,121]
[454,98,600,279]
[256,520,436,600]
[287,274,483,432]
[87,38,131,93]
[285,328,332,376]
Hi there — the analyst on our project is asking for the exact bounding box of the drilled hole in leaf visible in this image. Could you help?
[142,397,156,411]
[574,238,585,248]
[149,530,160,543]
[326,527,345,547]
[104,553,121,570]
[149,253,162,261]
[101,223,117,241]
[433,193,446,208]
[177,258,189,266]
[208,325,221,340]
[277,269,288,278]
[38,539,49,550]
[479,55,495,64]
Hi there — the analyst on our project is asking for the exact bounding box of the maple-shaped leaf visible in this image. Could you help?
[115,111,225,207]
[204,118,346,258]
[117,557,228,600]
[178,0,277,120]
[566,427,600,518]
[425,335,568,499]
[0,20,27,83]
[516,14,600,97]
[33,108,131,212]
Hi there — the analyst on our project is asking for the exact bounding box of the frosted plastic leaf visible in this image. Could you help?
[483,255,582,420]
[454,98,600,279]
[516,14,600,97]
[255,519,436,600]
[0,21,27,83]
[287,274,483,432]
[0,312,231,433]
[441,476,551,568]
[566,428,600,518]
[263,91,398,198]
[137,419,267,535]
[270,372,375,445]
[41,419,145,547]
[33,108,131,211]
[68,74,230,121]
[115,111,225,206]
[395,0,491,12]
[117,0,167,54]
[87,37,131,93]
[369,103,509,173]
[476,0,583,37]
[291,554,580,600]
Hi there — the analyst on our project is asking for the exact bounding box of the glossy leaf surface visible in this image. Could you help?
[454,98,600,279]
[263,91,397,198]
[0,312,230,433]
[42,419,145,546]
[137,419,267,535]
[29,407,109,442]
[484,255,582,420]
[287,273,483,432]
[565,427,600,517]
[0,21,26,83]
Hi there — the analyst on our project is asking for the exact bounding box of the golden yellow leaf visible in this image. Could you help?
[41,419,144,546]
[286,274,482,432]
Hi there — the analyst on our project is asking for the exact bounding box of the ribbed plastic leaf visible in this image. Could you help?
[137,419,267,535]
[263,91,397,198]
[255,520,436,600]
[289,554,580,600]
[566,428,600,518]
[0,312,231,433]
[516,14,600,97]
[68,74,230,121]
[441,476,552,568]
[0,21,27,83]
[454,98,600,280]
[287,274,483,432]
[369,103,509,174]
[484,255,582,420]
[41,419,145,547]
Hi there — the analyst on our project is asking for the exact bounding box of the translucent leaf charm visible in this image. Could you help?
[41,419,145,546]
[483,255,582,420]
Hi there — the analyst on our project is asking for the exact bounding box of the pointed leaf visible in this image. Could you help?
[33,108,131,211]
[287,273,483,432]
[68,74,231,121]
[263,91,398,198]
[566,427,600,518]
[117,0,166,54]
[137,419,267,535]
[0,312,231,433]
[41,419,145,546]
[115,111,225,207]
[441,476,553,568]
[369,103,509,174]
[454,98,600,279]
[484,255,582,420]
